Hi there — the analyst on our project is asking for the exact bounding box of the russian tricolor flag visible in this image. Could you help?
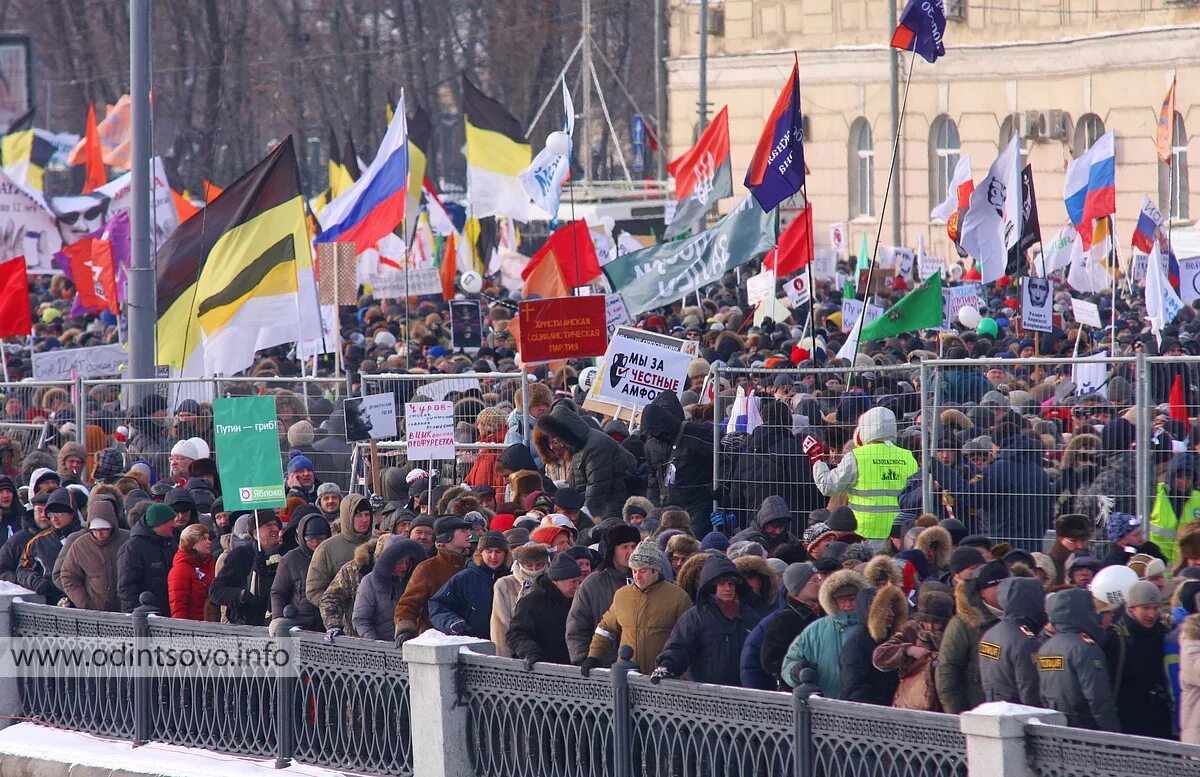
[1063,130,1115,238]
[1132,194,1162,254]
[316,95,409,250]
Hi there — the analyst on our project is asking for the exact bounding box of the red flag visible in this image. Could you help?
[1170,373,1190,430]
[763,206,813,276]
[522,221,600,288]
[203,179,224,203]
[82,104,106,193]
[0,259,31,337]
[521,242,570,300]
[62,237,118,314]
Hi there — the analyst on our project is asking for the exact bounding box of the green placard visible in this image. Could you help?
[213,396,286,510]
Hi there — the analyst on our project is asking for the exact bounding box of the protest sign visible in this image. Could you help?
[783,274,810,307]
[1021,278,1054,333]
[344,393,399,442]
[420,377,481,402]
[518,295,608,363]
[32,343,127,380]
[51,157,177,255]
[213,396,286,510]
[1070,297,1102,328]
[829,222,847,256]
[754,297,792,326]
[592,326,691,409]
[0,171,62,274]
[404,401,455,460]
[813,249,837,281]
[746,270,774,308]
[604,293,632,337]
[941,283,984,330]
[365,267,442,299]
[841,299,884,333]
[1072,352,1109,398]
[450,299,483,350]
[1180,256,1200,306]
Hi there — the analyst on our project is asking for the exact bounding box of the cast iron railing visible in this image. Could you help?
[1026,721,1200,777]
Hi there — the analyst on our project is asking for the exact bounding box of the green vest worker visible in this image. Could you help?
[805,406,918,542]
[1150,455,1200,566]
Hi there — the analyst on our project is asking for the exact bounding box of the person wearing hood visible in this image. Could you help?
[319,536,385,638]
[1150,452,1200,567]
[393,515,473,643]
[305,493,373,606]
[167,524,215,620]
[270,511,331,630]
[841,583,907,704]
[209,510,284,626]
[566,522,642,664]
[807,407,918,543]
[1101,581,1172,738]
[872,588,954,711]
[1037,588,1120,731]
[60,498,129,612]
[759,559,837,688]
[491,542,551,657]
[16,487,82,602]
[353,537,427,641]
[117,503,178,612]
[507,554,585,669]
[536,399,636,522]
[429,531,511,639]
[782,570,872,696]
[28,467,60,496]
[979,577,1047,706]
[730,496,795,554]
[0,490,47,587]
[937,559,1009,713]
[0,475,25,541]
[57,441,87,482]
[639,389,714,537]
[583,540,692,676]
[165,487,209,536]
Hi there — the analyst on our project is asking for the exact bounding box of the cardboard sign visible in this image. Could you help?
[404,401,456,460]
[31,343,127,380]
[518,295,608,363]
[1072,352,1109,398]
[365,267,442,299]
[1021,278,1054,333]
[919,252,945,281]
[591,326,691,409]
[420,377,481,402]
[1180,256,1200,306]
[783,274,811,307]
[841,299,884,333]
[1070,297,1102,328]
[746,271,775,308]
[813,249,837,281]
[343,393,399,442]
[829,223,847,256]
[941,283,984,330]
[754,297,792,326]
[213,396,286,510]
[450,299,483,351]
[604,293,632,336]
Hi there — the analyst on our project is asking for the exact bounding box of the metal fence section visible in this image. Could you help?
[1026,722,1200,777]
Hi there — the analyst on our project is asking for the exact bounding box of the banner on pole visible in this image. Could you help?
[518,295,608,363]
[31,343,127,380]
[213,396,287,510]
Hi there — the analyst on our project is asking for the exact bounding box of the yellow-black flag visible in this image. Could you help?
[156,136,318,376]
[463,78,533,221]
[1,111,56,191]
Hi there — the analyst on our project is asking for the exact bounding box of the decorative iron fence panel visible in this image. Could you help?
[805,696,968,777]
[1026,722,1200,777]
[628,675,794,777]
[458,652,615,777]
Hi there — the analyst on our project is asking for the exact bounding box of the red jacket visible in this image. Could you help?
[167,548,214,620]
[465,430,507,494]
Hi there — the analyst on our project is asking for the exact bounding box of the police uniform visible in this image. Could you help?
[979,577,1046,706]
[1036,589,1120,731]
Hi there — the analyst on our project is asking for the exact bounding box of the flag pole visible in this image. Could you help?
[0,345,8,384]
[851,48,917,366]
[801,186,818,345]
[1167,70,1177,261]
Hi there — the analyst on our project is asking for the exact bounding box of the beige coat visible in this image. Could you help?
[490,564,546,657]
[1180,615,1200,745]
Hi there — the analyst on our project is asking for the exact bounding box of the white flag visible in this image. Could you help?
[1038,223,1076,277]
[1146,240,1183,345]
[931,154,972,222]
[518,80,573,220]
[960,136,1021,283]
[1066,231,1110,293]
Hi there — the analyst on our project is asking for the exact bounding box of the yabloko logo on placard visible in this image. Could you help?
[596,326,692,408]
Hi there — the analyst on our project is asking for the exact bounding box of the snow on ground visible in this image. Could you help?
[0,722,356,776]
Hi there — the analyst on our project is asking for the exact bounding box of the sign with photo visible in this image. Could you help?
[343,393,399,443]
[450,299,483,350]
[1020,278,1054,333]
[941,283,984,330]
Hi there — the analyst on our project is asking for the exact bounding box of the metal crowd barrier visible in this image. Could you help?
[1026,721,1200,777]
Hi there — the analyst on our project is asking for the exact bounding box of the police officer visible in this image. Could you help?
[1036,588,1120,731]
[979,577,1046,706]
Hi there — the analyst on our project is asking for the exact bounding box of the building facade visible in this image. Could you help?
[666,0,1200,265]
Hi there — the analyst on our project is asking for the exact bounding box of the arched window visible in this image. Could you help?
[848,118,874,218]
[1159,112,1190,220]
[1073,114,1105,157]
[998,113,1028,167]
[929,115,960,214]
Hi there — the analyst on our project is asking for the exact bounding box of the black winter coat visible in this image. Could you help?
[537,401,636,520]
[210,542,282,626]
[839,589,898,705]
[270,513,329,630]
[759,600,821,686]
[117,521,177,613]
[1103,612,1173,738]
[16,522,80,601]
[641,391,714,535]
[506,577,574,665]
[732,425,822,521]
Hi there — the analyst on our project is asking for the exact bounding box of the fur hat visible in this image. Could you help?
[1128,553,1167,580]
[915,526,953,569]
[1179,520,1200,562]
[665,534,700,558]
[948,546,985,575]
[657,508,691,534]
[863,555,902,588]
[511,542,552,565]
[916,590,955,625]
[1054,513,1092,540]
[727,540,766,559]
[1030,552,1056,583]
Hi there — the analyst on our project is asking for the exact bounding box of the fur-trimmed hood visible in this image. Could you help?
[953,576,998,629]
[535,400,593,453]
[350,536,383,575]
[863,555,902,588]
[677,550,715,601]
[1182,613,1200,642]
[1179,520,1200,565]
[818,569,871,616]
[622,495,654,523]
[733,555,779,605]
[915,526,953,570]
[867,583,910,642]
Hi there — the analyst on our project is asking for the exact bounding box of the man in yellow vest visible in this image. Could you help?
[1150,453,1200,567]
[804,406,918,544]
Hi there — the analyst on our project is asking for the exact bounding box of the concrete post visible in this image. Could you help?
[959,702,1066,777]
[0,584,40,729]
[402,633,495,777]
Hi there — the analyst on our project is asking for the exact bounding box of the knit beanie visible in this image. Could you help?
[1105,512,1140,544]
[548,554,582,581]
[700,531,730,553]
[628,540,665,571]
[143,503,174,529]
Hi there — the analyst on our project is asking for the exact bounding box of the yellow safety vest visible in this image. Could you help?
[1151,484,1200,565]
[848,441,918,540]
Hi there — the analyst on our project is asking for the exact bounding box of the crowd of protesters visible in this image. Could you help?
[5,258,1200,743]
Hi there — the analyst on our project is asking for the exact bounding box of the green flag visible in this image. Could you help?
[859,272,943,342]
[856,234,871,272]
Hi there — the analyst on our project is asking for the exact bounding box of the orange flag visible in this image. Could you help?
[203,179,224,202]
[82,104,106,193]
[440,234,458,302]
[1156,77,1177,164]
[171,189,200,223]
[521,243,569,300]
[68,95,132,169]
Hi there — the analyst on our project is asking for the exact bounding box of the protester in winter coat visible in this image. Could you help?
[0,475,26,542]
[583,540,691,674]
[730,496,796,555]
[17,487,82,602]
[305,493,372,606]
[60,500,128,612]
[319,537,382,637]
[759,560,835,687]
[841,583,908,704]
[731,398,823,521]
[429,531,511,638]
[1037,588,1120,731]
[1098,511,1166,569]
[639,390,714,536]
[465,409,509,495]
[654,554,771,686]
[1102,581,1173,738]
[1179,613,1200,745]
[507,554,585,669]
[872,589,954,711]
[782,570,872,696]
[939,358,992,406]
[209,511,284,626]
[117,503,178,612]
[937,560,1008,713]
[393,516,472,642]
[979,577,1046,706]
[353,538,426,641]
[167,524,215,620]
[490,542,551,657]
[566,523,642,663]
[536,399,636,521]
[270,512,331,630]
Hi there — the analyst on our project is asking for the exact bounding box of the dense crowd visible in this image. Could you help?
[6,253,1200,743]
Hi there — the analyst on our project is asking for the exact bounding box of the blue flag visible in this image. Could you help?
[744,56,805,213]
[890,0,947,64]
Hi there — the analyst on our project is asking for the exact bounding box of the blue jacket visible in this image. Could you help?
[939,367,992,406]
[428,559,510,639]
[740,609,783,690]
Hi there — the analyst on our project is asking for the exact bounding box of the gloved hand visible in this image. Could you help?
[579,657,601,678]
[649,667,673,685]
[324,627,342,644]
[448,620,470,636]
[801,435,827,466]
[57,597,73,608]
[523,654,542,672]
[394,629,416,649]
